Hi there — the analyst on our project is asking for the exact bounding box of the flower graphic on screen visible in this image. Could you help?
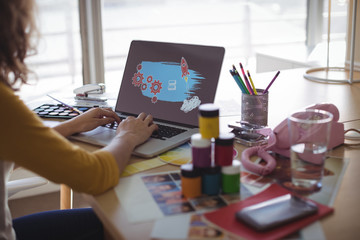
[131,57,204,113]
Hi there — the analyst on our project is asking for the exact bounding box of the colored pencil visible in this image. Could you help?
[239,63,254,95]
[47,94,83,114]
[263,71,280,94]
[230,70,247,94]
[247,70,258,95]
[232,65,249,94]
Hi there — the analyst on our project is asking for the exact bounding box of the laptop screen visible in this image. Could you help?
[115,40,225,127]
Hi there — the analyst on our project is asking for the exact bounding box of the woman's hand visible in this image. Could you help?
[102,112,158,174]
[53,108,121,137]
[114,112,158,148]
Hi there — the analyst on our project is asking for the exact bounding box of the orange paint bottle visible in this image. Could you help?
[181,164,202,199]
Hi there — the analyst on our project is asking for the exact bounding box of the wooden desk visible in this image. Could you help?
[82,68,360,240]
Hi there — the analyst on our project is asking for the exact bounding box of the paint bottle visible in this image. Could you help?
[215,132,235,166]
[221,159,241,194]
[198,104,219,139]
[202,166,221,196]
[181,163,202,198]
[191,133,212,168]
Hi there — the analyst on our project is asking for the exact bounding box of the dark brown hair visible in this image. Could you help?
[0,0,37,90]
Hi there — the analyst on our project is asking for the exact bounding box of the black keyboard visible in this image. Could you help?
[152,124,186,139]
[104,122,186,140]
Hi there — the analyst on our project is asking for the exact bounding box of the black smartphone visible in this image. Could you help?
[235,194,318,231]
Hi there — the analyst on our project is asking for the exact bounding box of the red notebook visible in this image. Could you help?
[204,184,333,240]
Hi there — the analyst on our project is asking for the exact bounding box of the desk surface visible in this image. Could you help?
[82,68,360,240]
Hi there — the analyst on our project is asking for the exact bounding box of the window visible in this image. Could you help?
[324,0,348,41]
[22,0,83,100]
[101,0,309,82]
[22,0,349,97]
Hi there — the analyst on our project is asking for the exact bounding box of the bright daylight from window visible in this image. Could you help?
[21,0,347,101]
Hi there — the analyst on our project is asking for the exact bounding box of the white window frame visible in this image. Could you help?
[306,0,324,50]
[79,0,104,84]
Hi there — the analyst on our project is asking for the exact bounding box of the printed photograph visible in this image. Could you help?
[190,196,227,211]
[160,202,195,216]
[187,214,225,239]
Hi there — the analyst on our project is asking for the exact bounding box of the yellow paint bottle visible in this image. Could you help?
[198,104,219,139]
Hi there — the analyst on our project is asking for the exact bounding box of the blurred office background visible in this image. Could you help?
[23,0,351,99]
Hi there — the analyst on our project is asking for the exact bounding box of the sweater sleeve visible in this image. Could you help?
[0,84,120,195]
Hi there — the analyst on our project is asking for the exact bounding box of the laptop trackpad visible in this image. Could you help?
[76,127,115,142]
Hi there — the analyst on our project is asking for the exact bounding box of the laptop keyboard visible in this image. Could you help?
[103,121,186,140]
[152,124,186,139]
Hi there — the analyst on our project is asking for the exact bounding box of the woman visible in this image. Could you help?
[0,0,158,239]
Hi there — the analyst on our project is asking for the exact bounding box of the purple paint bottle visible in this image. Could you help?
[191,133,212,168]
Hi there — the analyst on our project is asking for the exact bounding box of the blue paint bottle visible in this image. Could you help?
[202,166,221,196]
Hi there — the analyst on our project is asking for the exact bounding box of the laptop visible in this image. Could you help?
[71,40,225,158]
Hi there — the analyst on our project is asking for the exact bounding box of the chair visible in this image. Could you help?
[8,177,48,198]
[8,171,72,209]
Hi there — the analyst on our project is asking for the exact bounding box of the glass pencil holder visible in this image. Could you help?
[241,89,268,127]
